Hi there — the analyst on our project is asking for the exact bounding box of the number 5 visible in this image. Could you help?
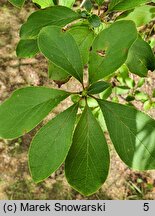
[143,203,149,211]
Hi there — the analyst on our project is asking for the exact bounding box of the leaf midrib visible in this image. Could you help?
[101,101,155,160]
[31,105,78,179]
[1,93,67,134]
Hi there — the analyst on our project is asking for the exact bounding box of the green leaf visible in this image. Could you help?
[8,0,25,8]
[69,25,95,65]
[48,61,69,80]
[95,0,104,6]
[87,97,98,107]
[89,20,137,83]
[59,0,75,8]
[126,37,155,77]
[135,91,149,102]
[20,6,80,39]
[112,96,119,103]
[95,109,107,132]
[32,0,54,8]
[48,61,71,87]
[99,86,112,99]
[79,98,86,108]
[152,89,155,98]
[71,94,81,104]
[16,39,39,58]
[98,99,155,170]
[88,14,101,28]
[65,105,110,196]
[82,0,93,12]
[79,97,98,108]
[113,86,130,95]
[29,103,78,183]
[117,5,155,27]
[38,25,83,83]
[143,100,152,111]
[137,78,145,88]
[150,37,155,49]
[88,81,111,94]
[109,0,151,11]
[125,77,135,89]
[125,95,135,102]
[0,87,69,139]
[119,64,129,79]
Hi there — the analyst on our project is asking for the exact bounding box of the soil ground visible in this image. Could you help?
[0,0,155,200]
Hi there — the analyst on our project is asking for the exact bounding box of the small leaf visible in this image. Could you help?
[80,10,89,18]
[82,0,93,12]
[95,0,104,6]
[119,64,129,79]
[151,102,155,108]
[32,0,54,8]
[38,25,83,83]
[16,39,39,58]
[0,87,69,139]
[152,89,155,98]
[117,75,126,85]
[99,86,112,99]
[87,97,98,107]
[126,95,135,102]
[150,37,155,49]
[135,91,149,102]
[71,94,81,104]
[89,20,137,83]
[88,14,101,28]
[29,103,78,182]
[65,105,110,196]
[126,37,155,77]
[98,99,155,170]
[112,96,119,103]
[59,0,75,8]
[79,98,86,108]
[143,100,152,111]
[117,5,155,27]
[88,81,111,94]
[20,6,80,39]
[109,0,151,11]
[113,86,130,95]
[69,25,95,65]
[125,77,135,89]
[137,78,145,88]
[8,0,25,8]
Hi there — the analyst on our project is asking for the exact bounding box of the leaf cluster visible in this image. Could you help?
[2,0,155,195]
